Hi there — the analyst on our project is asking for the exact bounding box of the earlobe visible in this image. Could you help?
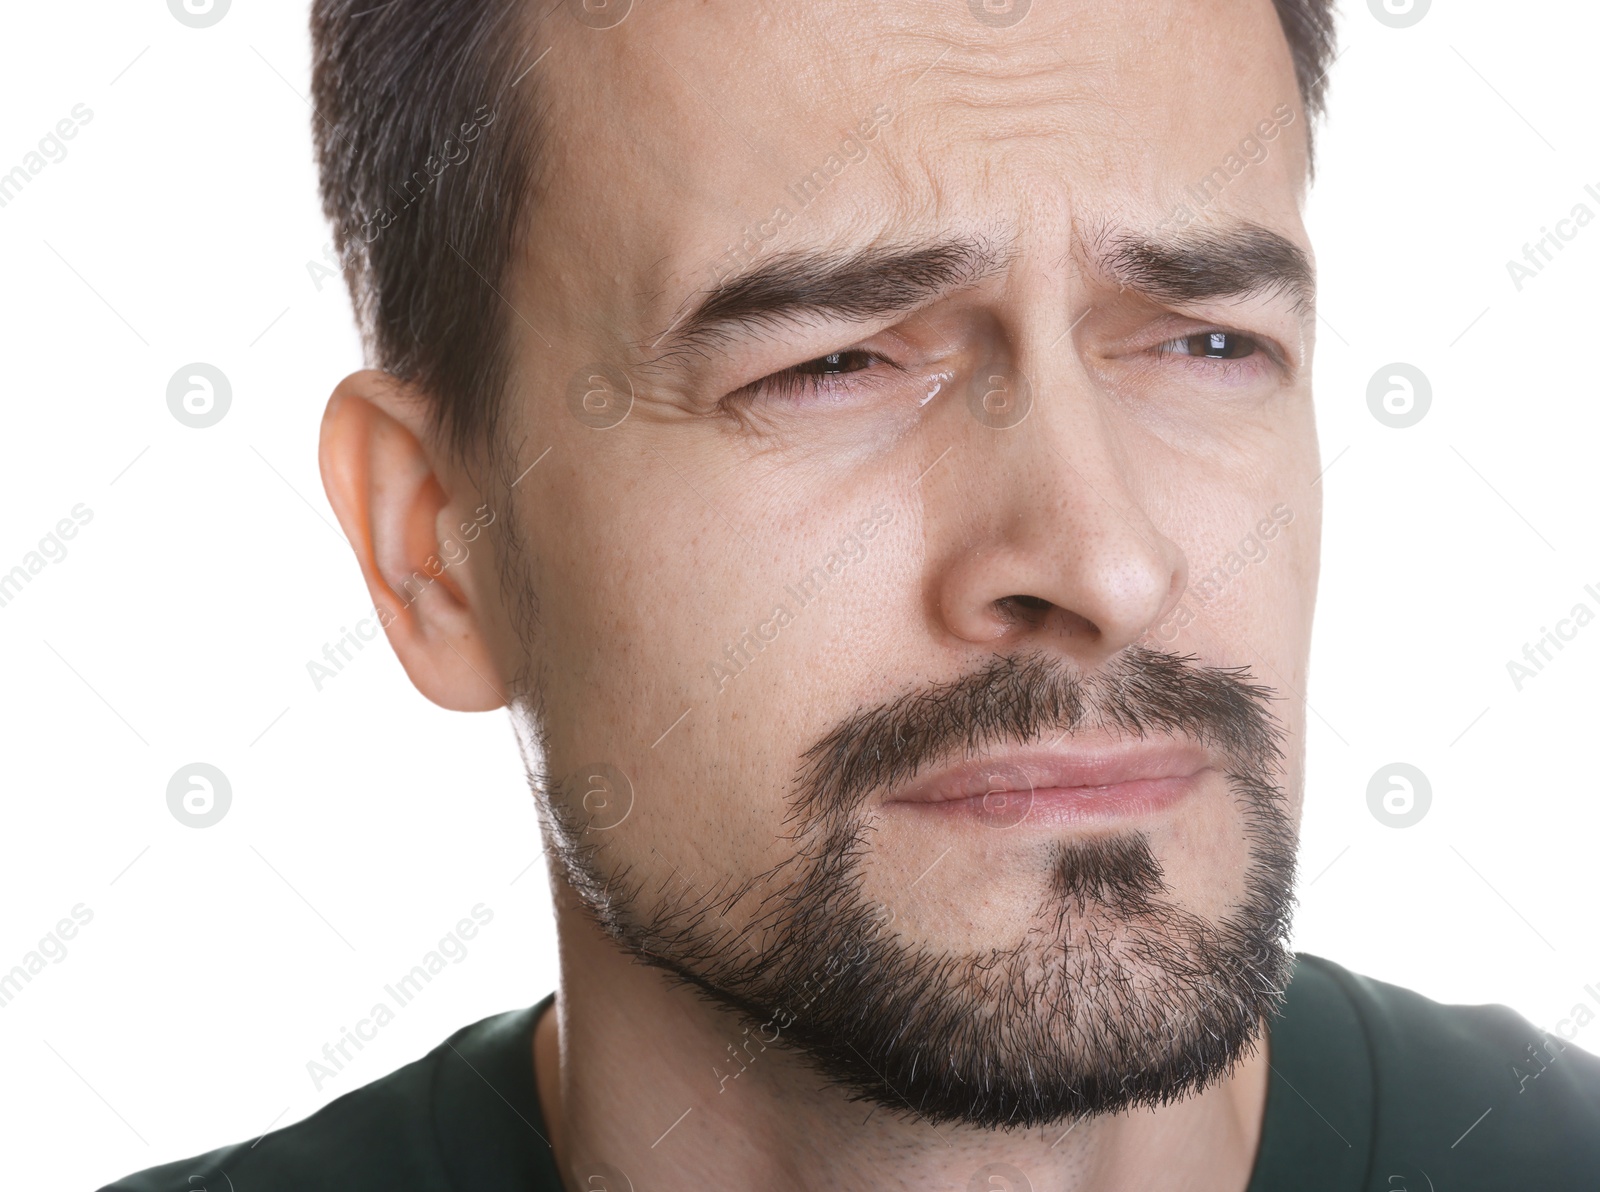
[318,370,508,712]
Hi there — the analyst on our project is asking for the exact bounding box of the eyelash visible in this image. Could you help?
[731,328,1271,405]
[730,349,891,404]
[1153,329,1274,379]
[1158,329,1259,360]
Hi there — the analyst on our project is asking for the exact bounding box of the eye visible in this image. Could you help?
[729,349,887,404]
[794,349,877,376]
[1160,330,1260,360]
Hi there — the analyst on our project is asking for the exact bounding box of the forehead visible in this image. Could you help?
[532,0,1307,332]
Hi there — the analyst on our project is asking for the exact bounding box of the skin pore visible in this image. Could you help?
[317,1,1322,1189]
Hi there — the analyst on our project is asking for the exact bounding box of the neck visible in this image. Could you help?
[535,902,1271,1192]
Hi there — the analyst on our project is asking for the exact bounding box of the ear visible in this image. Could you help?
[318,369,508,712]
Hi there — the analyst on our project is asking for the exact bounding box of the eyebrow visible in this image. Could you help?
[648,221,1312,363]
[648,237,1003,363]
[1101,223,1314,315]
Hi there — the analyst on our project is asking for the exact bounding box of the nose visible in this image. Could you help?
[930,377,1187,671]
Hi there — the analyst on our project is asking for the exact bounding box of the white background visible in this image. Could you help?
[1,1,1595,1186]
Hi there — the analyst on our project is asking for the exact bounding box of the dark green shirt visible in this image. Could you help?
[100,954,1600,1191]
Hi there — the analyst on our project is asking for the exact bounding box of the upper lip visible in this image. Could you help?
[883,738,1212,804]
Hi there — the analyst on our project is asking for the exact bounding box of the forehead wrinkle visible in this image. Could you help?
[540,5,1310,376]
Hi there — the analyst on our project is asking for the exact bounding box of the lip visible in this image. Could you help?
[883,739,1213,828]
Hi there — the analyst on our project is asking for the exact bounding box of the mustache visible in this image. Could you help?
[792,647,1283,832]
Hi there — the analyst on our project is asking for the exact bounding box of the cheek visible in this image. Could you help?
[525,457,720,754]
[517,448,919,892]
[1146,446,1318,693]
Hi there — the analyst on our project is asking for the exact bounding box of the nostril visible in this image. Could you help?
[998,594,1103,642]
[999,593,1053,627]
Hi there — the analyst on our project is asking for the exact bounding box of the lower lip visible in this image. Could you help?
[891,773,1206,829]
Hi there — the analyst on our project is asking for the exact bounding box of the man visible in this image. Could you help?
[104,0,1600,1189]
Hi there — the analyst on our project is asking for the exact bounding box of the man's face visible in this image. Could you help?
[476,0,1320,1124]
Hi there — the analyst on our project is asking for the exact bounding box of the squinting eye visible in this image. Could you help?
[794,350,876,376]
[734,349,884,403]
[1162,330,1259,360]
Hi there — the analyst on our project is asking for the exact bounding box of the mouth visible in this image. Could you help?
[881,738,1213,829]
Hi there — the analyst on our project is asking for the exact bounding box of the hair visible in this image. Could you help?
[310,0,1337,467]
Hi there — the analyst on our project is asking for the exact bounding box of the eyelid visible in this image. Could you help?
[725,347,897,405]
[1157,328,1250,354]
[1153,323,1290,373]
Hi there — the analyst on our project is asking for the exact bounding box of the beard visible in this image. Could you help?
[537,646,1298,1130]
